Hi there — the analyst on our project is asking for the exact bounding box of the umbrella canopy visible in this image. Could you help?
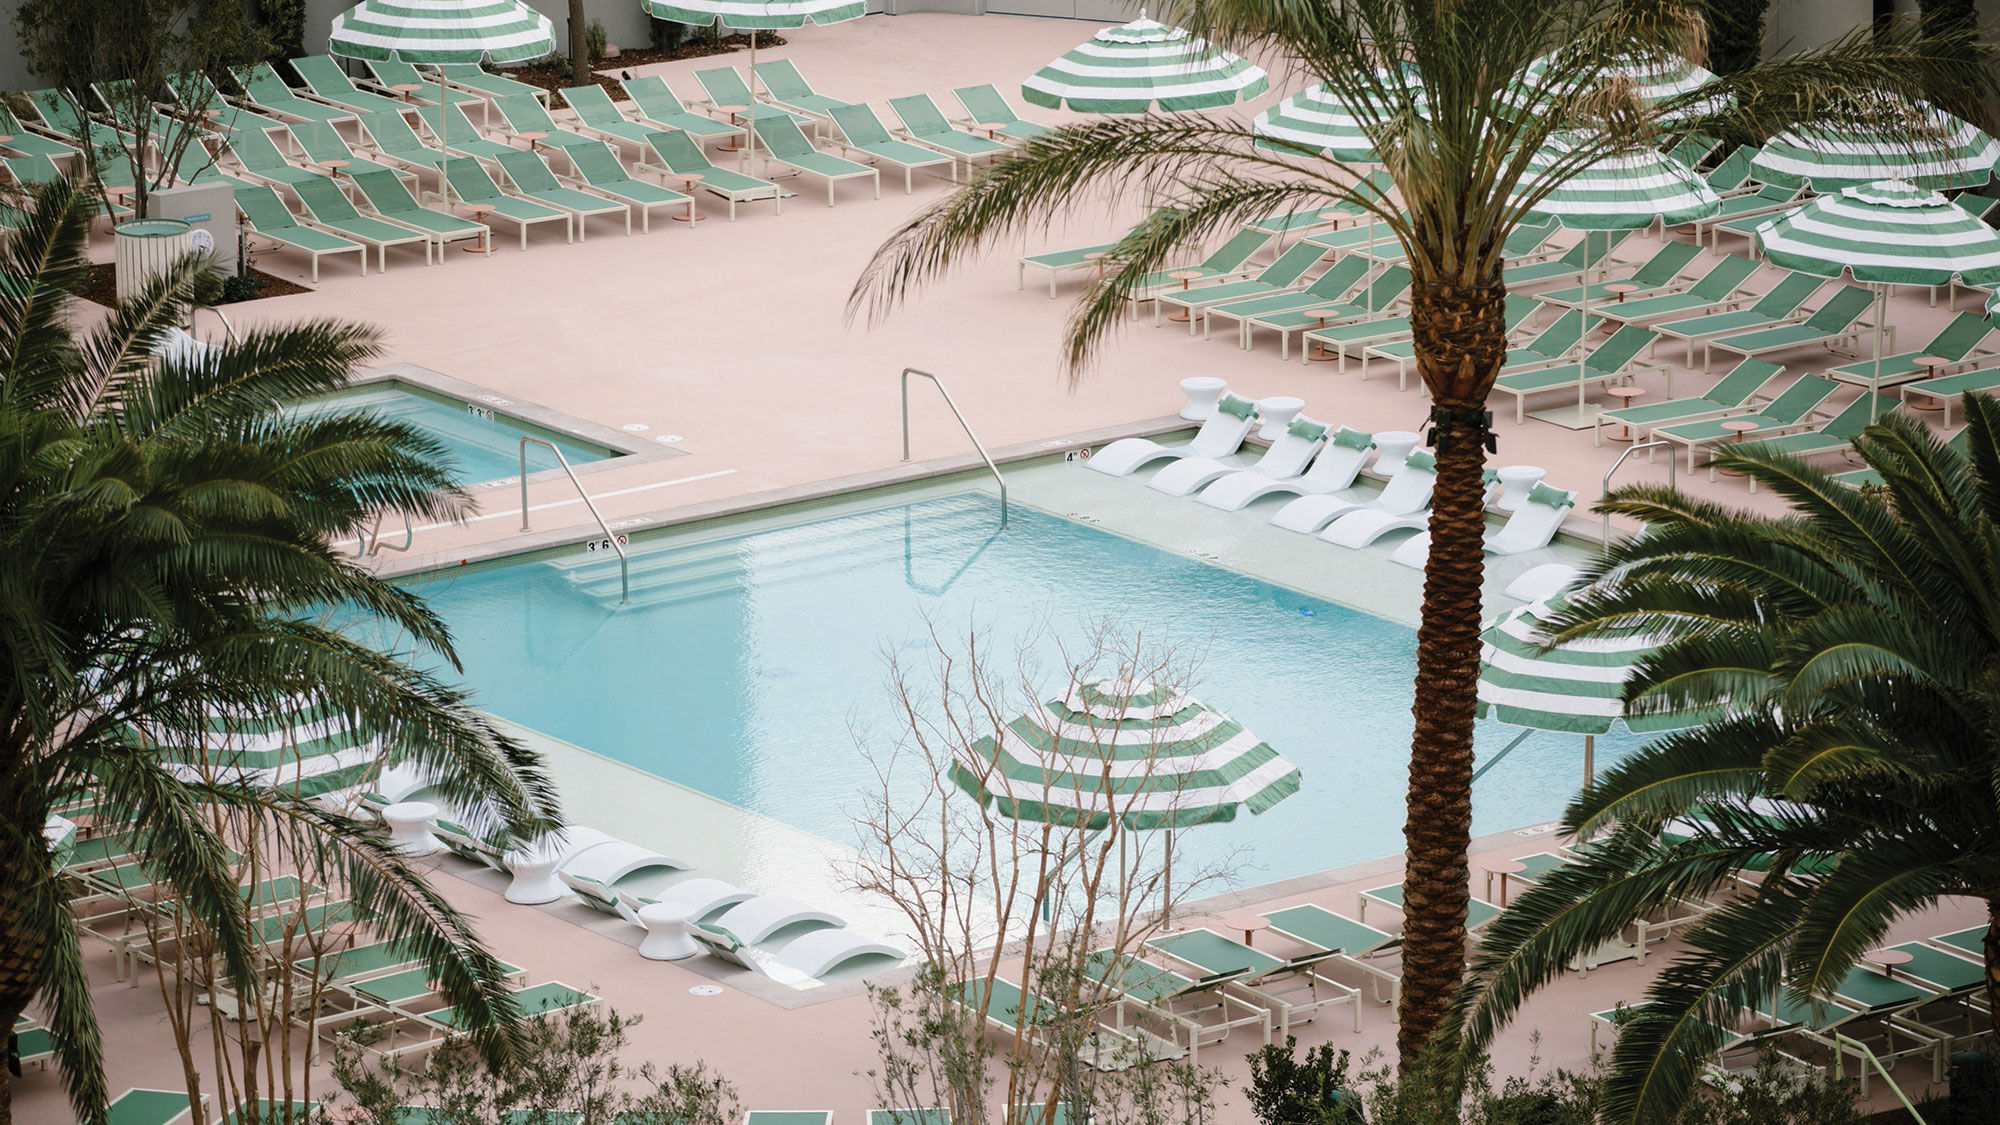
[1755,179,2000,288]
[640,0,862,28]
[1252,69,1425,162]
[1021,18,1268,115]
[140,700,388,798]
[1750,99,2000,191]
[949,677,1300,831]
[1514,135,1721,230]
[1506,50,1729,122]
[327,0,555,63]
[44,814,77,870]
[1478,595,1708,736]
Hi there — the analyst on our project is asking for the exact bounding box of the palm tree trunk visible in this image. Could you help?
[0,858,43,1125]
[1984,898,2000,1038]
[1397,273,1509,1075]
[568,0,590,85]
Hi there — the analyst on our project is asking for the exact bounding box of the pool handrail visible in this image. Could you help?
[518,436,629,604]
[1600,439,1675,545]
[901,367,1007,528]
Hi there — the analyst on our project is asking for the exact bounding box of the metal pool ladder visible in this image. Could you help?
[1600,439,1675,546]
[902,367,1007,527]
[518,436,629,605]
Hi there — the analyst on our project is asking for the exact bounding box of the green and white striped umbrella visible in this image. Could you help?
[44,814,78,871]
[1514,135,1721,230]
[1478,596,1706,737]
[1252,69,1425,162]
[1750,99,2000,191]
[1755,179,2000,288]
[1022,18,1268,115]
[139,699,389,799]
[950,678,1300,831]
[640,0,862,29]
[327,0,555,63]
[1506,50,1729,122]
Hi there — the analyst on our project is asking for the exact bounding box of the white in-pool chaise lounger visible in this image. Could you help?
[691,924,905,980]
[605,875,756,928]
[1146,414,1329,497]
[1197,426,1375,511]
[701,893,844,944]
[1086,394,1259,477]
[1270,449,1437,534]
[557,836,690,887]
[1384,482,1579,567]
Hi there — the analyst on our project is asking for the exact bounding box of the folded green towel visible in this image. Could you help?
[1287,417,1330,442]
[1215,393,1257,420]
[1526,481,1576,509]
[1330,426,1374,451]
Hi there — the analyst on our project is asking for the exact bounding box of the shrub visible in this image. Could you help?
[585,17,608,62]
[1247,1038,1363,1125]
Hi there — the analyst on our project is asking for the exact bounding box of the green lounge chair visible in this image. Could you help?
[870,1111,950,1125]
[1015,206,1184,297]
[1242,263,1414,358]
[290,55,408,114]
[494,148,630,237]
[559,84,657,148]
[350,169,488,253]
[423,981,596,1033]
[159,136,228,187]
[944,976,1153,1070]
[1692,183,1805,247]
[1705,284,1876,371]
[1900,365,2000,424]
[357,109,448,173]
[1593,254,1761,328]
[1654,373,1839,471]
[1728,393,1898,485]
[1257,903,1402,1003]
[1931,925,1988,961]
[224,125,322,189]
[951,83,1052,143]
[561,141,693,231]
[20,88,89,137]
[96,1088,196,1125]
[415,102,526,163]
[1829,310,1998,395]
[1536,239,1704,309]
[0,104,78,160]
[292,175,433,268]
[446,159,572,248]
[747,1114,834,1125]
[233,183,366,280]
[434,62,547,104]
[1502,227,1631,286]
[1650,271,1826,364]
[751,59,853,119]
[161,70,284,135]
[1365,307,1591,390]
[1146,927,1361,1036]
[292,937,425,985]
[827,104,955,193]
[752,117,876,207]
[1306,292,1537,378]
[1664,132,1722,167]
[1593,357,1784,445]
[1359,883,1502,932]
[235,63,356,125]
[1703,144,1757,194]
[1154,240,1331,329]
[1494,325,1665,423]
[692,67,816,131]
[1202,256,1376,347]
[286,120,410,182]
[1356,213,1559,268]
[491,93,596,151]
[1081,949,1268,1064]
[13,1019,54,1069]
[618,76,743,143]
[362,60,485,117]
[1124,225,1275,303]
[639,129,779,220]
[888,94,1011,171]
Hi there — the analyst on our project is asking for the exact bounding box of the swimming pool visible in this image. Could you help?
[294,383,620,485]
[399,490,1640,888]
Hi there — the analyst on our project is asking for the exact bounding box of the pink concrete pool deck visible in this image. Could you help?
[25,11,1996,1121]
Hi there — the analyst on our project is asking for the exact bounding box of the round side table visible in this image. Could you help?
[316,159,349,177]
[381,801,440,857]
[391,83,425,102]
[516,130,548,151]
[1257,396,1305,441]
[1303,307,1347,362]
[1372,430,1421,471]
[714,106,748,150]
[501,844,566,904]
[1603,282,1639,303]
[1716,418,1760,476]
[1083,250,1111,280]
[1863,947,1913,978]
[1165,270,1203,321]
[669,172,705,223]
[1494,465,1547,511]
[1484,858,1528,905]
[1179,376,1227,421]
[1602,385,1646,441]
[1221,913,1272,947]
[1909,355,1953,409]
[637,901,701,960]
[461,202,497,253]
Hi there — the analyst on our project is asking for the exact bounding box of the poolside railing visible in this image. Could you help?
[518,436,629,604]
[901,367,1008,528]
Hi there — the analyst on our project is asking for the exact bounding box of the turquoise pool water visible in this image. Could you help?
[295,385,618,485]
[399,493,1640,886]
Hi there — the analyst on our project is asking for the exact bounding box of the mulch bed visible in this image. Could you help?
[499,32,787,102]
[67,262,310,309]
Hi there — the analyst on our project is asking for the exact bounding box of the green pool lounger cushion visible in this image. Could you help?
[828,104,955,193]
[888,94,1011,161]
[415,103,525,163]
[236,62,356,124]
[97,1088,196,1125]
[745,1113,833,1125]
[434,62,546,102]
[294,937,425,983]
[561,141,693,231]
[491,93,597,151]
[750,116,879,206]
[951,84,1053,142]
[291,55,407,114]
[291,175,432,269]
[1652,374,1840,469]
[364,62,482,108]
[445,160,572,249]
[752,59,855,118]
[1705,284,1875,366]
[1829,310,1998,391]
[1593,358,1783,444]
[350,170,488,249]
[424,981,597,1031]
[619,76,743,141]
[493,149,632,237]
[641,130,780,220]
[1872,941,1982,994]
[1536,239,1703,308]
[1593,255,1762,326]
[1360,883,1501,930]
[870,1110,952,1125]
[1902,366,2000,424]
[357,110,447,172]
[559,84,657,146]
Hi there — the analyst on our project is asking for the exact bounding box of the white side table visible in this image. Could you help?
[501,843,566,904]
[636,901,700,960]
[381,801,440,857]
[1256,396,1305,441]
[1494,465,1547,512]
[1178,377,1227,421]
[1372,430,1421,472]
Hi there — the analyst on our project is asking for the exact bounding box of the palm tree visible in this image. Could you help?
[0,179,563,1125]
[848,0,1975,1072]
[1452,396,2000,1123]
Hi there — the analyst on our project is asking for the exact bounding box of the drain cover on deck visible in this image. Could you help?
[622,423,649,432]
[656,434,684,444]
[689,985,724,997]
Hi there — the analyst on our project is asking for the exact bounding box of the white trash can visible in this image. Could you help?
[112,218,195,305]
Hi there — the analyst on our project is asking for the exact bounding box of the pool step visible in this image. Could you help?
[552,495,1004,607]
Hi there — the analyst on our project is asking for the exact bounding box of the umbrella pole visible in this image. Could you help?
[1871,284,1888,421]
[743,27,757,174]
[1161,832,1173,930]
[1583,734,1595,790]
[1577,236,1592,413]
